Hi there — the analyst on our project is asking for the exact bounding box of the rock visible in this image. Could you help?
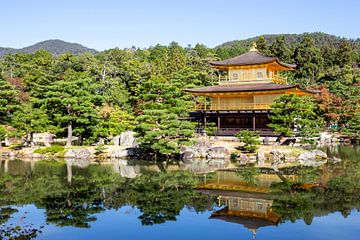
[9,151,17,158]
[257,151,266,167]
[32,153,44,158]
[112,135,121,146]
[329,156,342,164]
[248,155,257,164]
[64,149,92,159]
[182,151,195,160]
[262,137,270,145]
[109,149,129,158]
[119,131,138,147]
[239,154,248,164]
[117,160,140,178]
[311,149,327,159]
[298,150,327,167]
[207,147,230,159]
[270,150,283,168]
[1,152,10,157]
[66,158,91,168]
[285,155,297,163]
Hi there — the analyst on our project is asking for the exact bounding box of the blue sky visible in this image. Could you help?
[1,0,359,50]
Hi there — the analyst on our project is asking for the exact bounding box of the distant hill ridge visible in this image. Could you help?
[0,32,358,57]
[0,39,98,56]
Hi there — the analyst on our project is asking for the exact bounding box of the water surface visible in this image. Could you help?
[1,145,359,240]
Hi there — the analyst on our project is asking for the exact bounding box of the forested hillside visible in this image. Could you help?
[0,40,97,56]
[0,33,359,157]
[215,32,360,60]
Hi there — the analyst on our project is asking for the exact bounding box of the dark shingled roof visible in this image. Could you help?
[211,51,296,69]
[210,213,277,229]
[185,83,317,94]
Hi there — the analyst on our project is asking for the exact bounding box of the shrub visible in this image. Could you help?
[235,130,260,153]
[34,145,64,154]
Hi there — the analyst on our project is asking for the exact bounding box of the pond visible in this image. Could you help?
[0,145,359,240]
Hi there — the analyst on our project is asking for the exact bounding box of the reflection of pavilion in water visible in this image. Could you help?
[198,170,288,237]
[209,190,280,238]
[199,170,299,193]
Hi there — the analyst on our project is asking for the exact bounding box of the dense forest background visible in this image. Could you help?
[0,32,359,155]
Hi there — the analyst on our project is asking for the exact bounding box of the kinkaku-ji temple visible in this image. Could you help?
[185,43,317,136]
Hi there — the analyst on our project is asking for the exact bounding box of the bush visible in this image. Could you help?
[34,145,64,154]
[235,130,260,153]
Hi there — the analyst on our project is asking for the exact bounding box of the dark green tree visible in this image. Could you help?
[336,40,354,67]
[268,94,324,141]
[270,35,291,62]
[293,35,323,84]
[40,70,103,145]
[256,36,271,55]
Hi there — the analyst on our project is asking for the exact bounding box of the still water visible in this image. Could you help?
[1,145,359,240]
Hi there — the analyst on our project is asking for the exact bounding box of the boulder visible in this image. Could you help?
[182,151,195,160]
[118,160,140,178]
[66,158,91,168]
[112,135,121,146]
[270,150,284,168]
[64,149,92,159]
[207,147,230,159]
[328,156,342,164]
[239,154,248,164]
[119,131,138,147]
[32,153,45,158]
[110,149,129,158]
[248,155,257,164]
[298,149,327,167]
[257,151,266,167]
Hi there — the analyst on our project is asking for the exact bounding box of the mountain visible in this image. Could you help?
[0,39,98,56]
[215,32,360,59]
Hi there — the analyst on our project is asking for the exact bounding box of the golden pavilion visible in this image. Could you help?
[185,43,316,136]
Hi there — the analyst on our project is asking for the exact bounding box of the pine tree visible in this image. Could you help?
[40,70,103,146]
[336,40,353,67]
[268,94,324,142]
[270,35,291,62]
[256,36,271,55]
[134,78,194,158]
[293,35,323,84]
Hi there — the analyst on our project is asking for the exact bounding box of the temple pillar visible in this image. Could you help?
[253,114,256,130]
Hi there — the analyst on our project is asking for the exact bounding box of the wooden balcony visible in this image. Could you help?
[218,74,287,85]
[196,103,271,110]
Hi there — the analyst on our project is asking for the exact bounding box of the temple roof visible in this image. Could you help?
[210,213,278,229]
[185,83,317,94]
[211,50,296,69]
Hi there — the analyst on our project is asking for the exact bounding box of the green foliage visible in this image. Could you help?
[293,35,323,83]
[134,78,195,158]
[33,145,64,154]
[235,130,260,153]
[235,166,260,186]
[268,94,324,141]
[205,122,217,136]
[96,106,137,138]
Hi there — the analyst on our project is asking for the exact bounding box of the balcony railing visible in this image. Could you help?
[218,75,287,84]
[196,103,271,110]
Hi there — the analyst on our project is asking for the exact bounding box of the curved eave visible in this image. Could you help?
[211,59,296,71]
[184,84,317,96]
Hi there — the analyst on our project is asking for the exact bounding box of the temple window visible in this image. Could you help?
[257,71,263,79]
[232,73,239,81]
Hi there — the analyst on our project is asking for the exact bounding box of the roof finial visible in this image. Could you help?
[250,42,258,52]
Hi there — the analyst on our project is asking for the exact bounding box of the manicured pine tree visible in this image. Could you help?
[268,94,324,142]
[40,70,103,146]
